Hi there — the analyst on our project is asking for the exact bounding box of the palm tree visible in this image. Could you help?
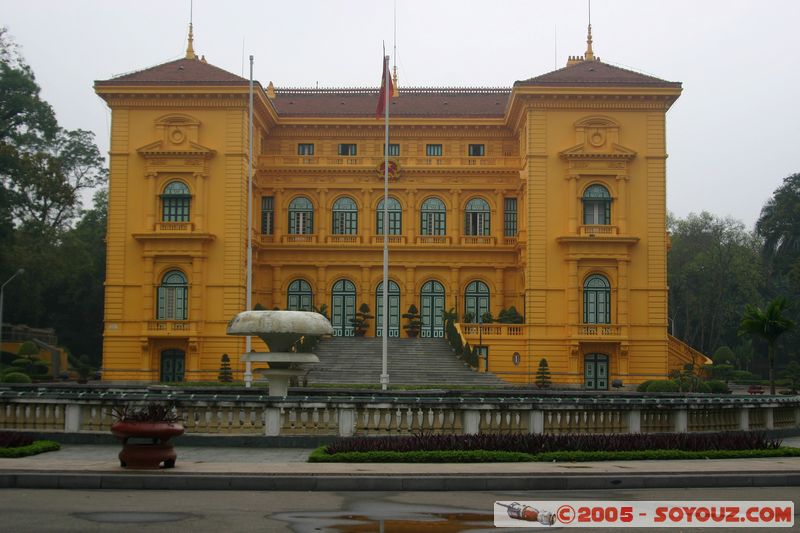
[738,297,795,394]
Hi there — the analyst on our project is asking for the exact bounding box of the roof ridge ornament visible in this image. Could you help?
[185,23,197,60]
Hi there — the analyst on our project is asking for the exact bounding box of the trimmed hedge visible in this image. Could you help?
[646,380,680,392]
[0,440,60,458]
[309,446,800,463]
[309,446,531,463]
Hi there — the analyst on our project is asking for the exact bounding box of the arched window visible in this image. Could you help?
[583,184,611,225]
[464,280,490,322]
[420,197,446,236]
[157,270,188,320]
[583,274,611,324]
[161,181,190,222]
[376,197,402,235]
[331,279,356,336]
[332,196,358,235]
[288,196,314,234]
[420,280,446,337]
[464,197,491,236]
[376,280,401,337]
[287,279,313,311]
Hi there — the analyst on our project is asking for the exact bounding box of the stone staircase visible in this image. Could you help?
[305,336,509,387]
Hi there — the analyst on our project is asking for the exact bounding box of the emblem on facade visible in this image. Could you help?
[377,160,399,181]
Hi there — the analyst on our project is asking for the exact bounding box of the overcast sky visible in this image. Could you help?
[3,0,797,229]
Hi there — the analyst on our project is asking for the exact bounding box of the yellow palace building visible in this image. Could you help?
[94,26,705,387]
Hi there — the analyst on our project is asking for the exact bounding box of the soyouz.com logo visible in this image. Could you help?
[494,501,794,528]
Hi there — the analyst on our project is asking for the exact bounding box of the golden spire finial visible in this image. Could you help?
[392,65,399,97]
[185,23,197,60]
[585,23,595,61]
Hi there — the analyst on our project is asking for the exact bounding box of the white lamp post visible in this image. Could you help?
[0,268,25,356]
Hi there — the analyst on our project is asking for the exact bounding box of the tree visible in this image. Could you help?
[218,354,233,383]
[757,173,800,288]
[668,212,762,356]
[535,358,551,389]
[738,297,795,394]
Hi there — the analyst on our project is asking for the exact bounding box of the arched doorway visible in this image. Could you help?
[420,280,445,338]
[376,280,401,337]
[464,280,490,322]
[584,353,609,390]
[287,279,313,311]
[331,279,356,336]
[160,349,185,382]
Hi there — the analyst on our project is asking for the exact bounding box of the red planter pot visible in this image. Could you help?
[111,421,185,469]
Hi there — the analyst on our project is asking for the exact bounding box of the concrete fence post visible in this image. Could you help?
[674,409,688,432]
[338,408,355,437]
[264,407,281,436]
[462,410,481,435]
[528,410,544,434]
[738,408,750,431]
[764,407,774,430]
[627,409,641,434]
[64,404,82,433]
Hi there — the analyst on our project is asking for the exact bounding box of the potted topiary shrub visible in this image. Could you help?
[350,303,374,337]
[110,402,185,469]
[403,304,422,338]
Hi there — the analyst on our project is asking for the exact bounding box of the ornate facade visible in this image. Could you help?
[95,27,704,386]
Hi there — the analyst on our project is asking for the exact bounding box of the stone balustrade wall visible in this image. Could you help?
[0,390,798,438]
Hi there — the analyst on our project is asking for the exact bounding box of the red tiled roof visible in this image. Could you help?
[515,60,681,88]
[272,88,511,118]
[95,58,248,86]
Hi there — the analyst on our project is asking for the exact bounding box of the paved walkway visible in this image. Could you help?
[1,440,799,491]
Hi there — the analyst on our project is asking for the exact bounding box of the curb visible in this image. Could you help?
[2,471,798,491]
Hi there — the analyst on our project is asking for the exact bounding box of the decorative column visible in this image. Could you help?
[145,173,157,230]
[450,189,461,243]
[271,266,282,308]
[194,172,207,232]
[618,259,629,327]
[616,174,628,234]
[191,256,205,323]
[450,267,460,313]
[360,266,370,310]
[316,266,327,310]
[567,174,579,234]
[567,259,579,325]
[273,188,284,240]
[317,188,328,241]
[405,266,416,308]
[493,189,504,244]
[361,188,372,239]
[406,188,417,241]
[495,267,505,311]
[143,256,155,320]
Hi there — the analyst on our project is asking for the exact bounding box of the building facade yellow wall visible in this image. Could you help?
[96,42,689,387]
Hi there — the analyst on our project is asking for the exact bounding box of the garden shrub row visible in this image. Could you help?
[309,446,800,463]
[323,431,781,455]
[0,440,60,458]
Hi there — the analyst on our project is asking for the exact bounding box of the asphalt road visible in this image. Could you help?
[1,486,799,532]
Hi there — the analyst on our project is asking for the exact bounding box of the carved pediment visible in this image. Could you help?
[559,142,636,161]
[137,139,216,159]
[560,115,635,161]
[137,113,216,159]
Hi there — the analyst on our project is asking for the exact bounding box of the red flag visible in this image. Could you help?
[376,54,393,119]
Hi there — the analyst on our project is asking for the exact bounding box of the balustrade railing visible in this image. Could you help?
[1,390,797,438]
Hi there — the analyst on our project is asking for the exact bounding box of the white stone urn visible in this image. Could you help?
[226,310,333,396]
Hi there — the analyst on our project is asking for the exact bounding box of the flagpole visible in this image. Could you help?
[244,54,254,388]
[380,53,390,391]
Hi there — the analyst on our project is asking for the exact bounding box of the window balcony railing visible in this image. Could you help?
[370,235,407,245]
[155,222,193,232]
[459,323,527,337]
[325,235,362,244]
[259,155,521,169]
[503,237,518,246]
[579,225,619,236]
[573,323,623,337]
[145,321,196,335]
[460,236,496,246]
[280,234,318,244]
[415,235,451,245]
